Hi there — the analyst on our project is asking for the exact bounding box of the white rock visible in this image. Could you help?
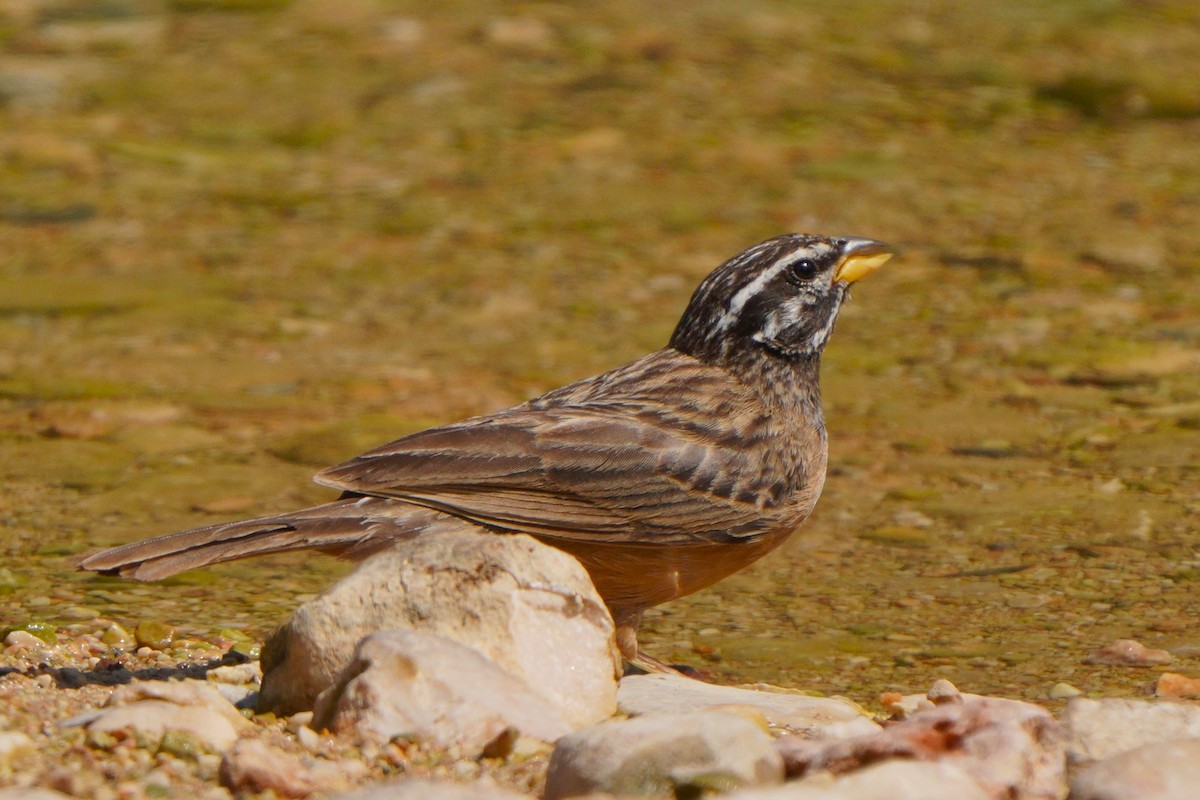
[1070,738,1200,800]
[724,760,989,799]
[329,777,533,799]
[544,710,784,800]
[1048,683,1083,700]
[312,629,572,754]
[85,701,242,752]
[286,711,315,734]
[211,681,257,708]
[207,662,262,685]
[107,679,252,729]
[1062,698,1200,763]
[260,528,619,728]
[71,678,251,753]
[881,692,936,719]
[618,674,878,737]
[926,678,962,704]
[4,630,47,649]
[780,695,1065,800]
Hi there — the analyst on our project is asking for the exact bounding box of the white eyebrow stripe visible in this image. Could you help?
[716,246,816,332]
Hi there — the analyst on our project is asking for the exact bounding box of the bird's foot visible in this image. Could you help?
[626,650,686,676]
[615,611,709,679]
[623,651,713,680]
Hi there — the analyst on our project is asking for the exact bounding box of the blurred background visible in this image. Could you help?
[1,0,1198,700]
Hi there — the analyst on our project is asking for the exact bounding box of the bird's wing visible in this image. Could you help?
[314,404,785,545]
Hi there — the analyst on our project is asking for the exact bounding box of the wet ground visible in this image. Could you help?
[2,0,1200,708]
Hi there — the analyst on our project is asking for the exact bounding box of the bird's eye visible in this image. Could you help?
[788,259,818,281]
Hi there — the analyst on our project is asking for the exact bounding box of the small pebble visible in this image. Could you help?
[1048,682,1083,700]
[207,663,262,685]
[858,526,931,548]
[285,712,314,734]
[893,508,935,528]
[1155,672,1200,698]
[6,622,57,643]
[484,16,553,51]
[61,606,100,621]
[229,640,261,659]
[927,678,962,705]
[880,691,934,718]
[135,621,175,650]
[158,731,203,760]
[1084,639,1172,666]
[101,623,134,648]
[296,725,322,751]
[5,630,46,650]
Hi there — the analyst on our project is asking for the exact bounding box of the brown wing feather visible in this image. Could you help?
[315,352,787,545]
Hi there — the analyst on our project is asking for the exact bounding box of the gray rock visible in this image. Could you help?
[329,777,533,799]
[1070,738,1200,800]
[619,673,878,737]
[311,629,572,754]
[260,527,619,728]
[781,695,1064,800]
[544,710,784,799]
[1062,698,1200,763]
[723,760,990,799]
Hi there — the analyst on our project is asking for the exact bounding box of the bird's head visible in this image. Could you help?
[669,234,892,364]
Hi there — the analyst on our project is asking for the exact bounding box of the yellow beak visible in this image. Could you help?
[833,238,893,284]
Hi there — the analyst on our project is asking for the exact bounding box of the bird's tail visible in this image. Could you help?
[77,496,441,581]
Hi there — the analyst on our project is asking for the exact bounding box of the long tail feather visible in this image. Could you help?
[77,496,442,581]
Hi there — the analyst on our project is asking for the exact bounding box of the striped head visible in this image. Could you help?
[669,234,891,364]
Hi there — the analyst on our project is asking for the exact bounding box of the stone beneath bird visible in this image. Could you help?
[78,233,892,669]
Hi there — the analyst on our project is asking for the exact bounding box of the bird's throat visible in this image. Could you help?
[732,349,822,418]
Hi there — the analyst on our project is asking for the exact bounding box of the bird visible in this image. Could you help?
[79,233,892,670]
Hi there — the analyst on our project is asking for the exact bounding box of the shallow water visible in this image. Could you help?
[2,0,1198,707]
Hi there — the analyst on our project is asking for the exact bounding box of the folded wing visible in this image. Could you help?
[315,405,778,545]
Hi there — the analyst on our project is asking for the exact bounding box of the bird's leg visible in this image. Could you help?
[614,607,684,676]
[613,607,642,662]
